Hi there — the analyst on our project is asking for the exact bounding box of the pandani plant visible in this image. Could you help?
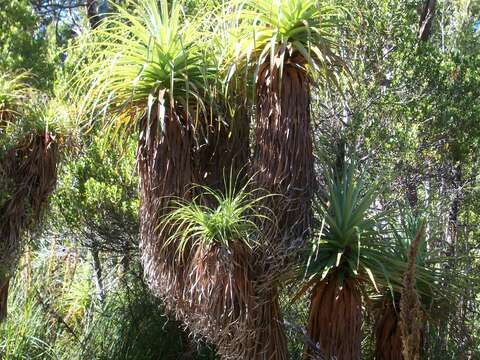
[72,0,258,358]
[374,208,447,360]
[224,2,347,357]
[229,0,346,243]
[73,1,349,358]
[159,176,271,357]
[297,162,415,360]
[0,71,71,321]
[73,0,217,306]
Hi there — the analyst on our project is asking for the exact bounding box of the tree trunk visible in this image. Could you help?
[250,287,289,360]
[193,110,249,193]
[418,0,437,41]
[137,103,193,307]
[0,278,9,321]
[250,54,314,360]
[0,134,58,322]
[253,59,314,242]
[375,297,403,360]
[305,274,362,360]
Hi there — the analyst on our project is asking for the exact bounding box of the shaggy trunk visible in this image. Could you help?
[375,297,403,360]
[375,295,426,360]
[253,57,313,242]
[305,274,362,360]
[137,101,257,358]
[194,110,250,192]
[250,287,289,360]
[0,133,58,322]
[137,103,193,303]
[182,243,256,358]
[250,53,314,360]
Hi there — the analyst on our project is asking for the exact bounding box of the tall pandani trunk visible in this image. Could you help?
[305,274,362,360]
[250,54,314,359]
[138,102,258,358]
[0,132,58,321]
[253,55,314,242]
[249,286,289,360]
[137,103,193,305]
[374,297,403,360]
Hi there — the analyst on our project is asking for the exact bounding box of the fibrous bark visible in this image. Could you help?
[182,243,256,358]
[137,104,193,303]
[375,297,403,360]
[0,133,58,321]
[193,110,249,192]
[249,52,315,360]
[137,104,256,359]
[305,274,362,360]
[253,56,314,242]
[249,286,289,360]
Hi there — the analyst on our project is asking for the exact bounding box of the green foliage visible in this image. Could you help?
[0,71,31,120]
[0,243,92,359]
[0,0,55,87]
[161,179,269,258]
[0,71,75,151]
[304,162,441,300]
[0,242,217,360]
[13,98,75,143]
[0,290,59,359]
[51,133,139,252]
[228,0,345,84]
[305,163,390,288]
[74,0,217,137]
[77,284,216,360]
[279,287,309,360]
[2,0,480,358]
[389,207,428,265]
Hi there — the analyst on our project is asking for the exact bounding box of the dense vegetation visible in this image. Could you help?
[1,0,479,359]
